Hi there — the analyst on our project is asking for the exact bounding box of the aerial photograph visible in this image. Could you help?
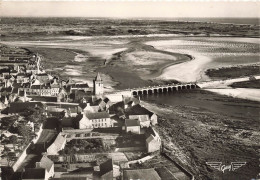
[0,1,259,180]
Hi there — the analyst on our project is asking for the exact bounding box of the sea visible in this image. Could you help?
[141,17,260,26]
[1,17,259,26]
[177,18,259,25]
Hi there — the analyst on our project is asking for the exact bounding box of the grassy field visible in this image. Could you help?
[1,18,259,40]
[141,99,260,180]
[230,79,260,89]
[206,65,260,79]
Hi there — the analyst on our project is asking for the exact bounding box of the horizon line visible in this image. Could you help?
[1,16,259,19]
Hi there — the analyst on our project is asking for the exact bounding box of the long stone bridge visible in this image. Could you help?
[129,83,199,96]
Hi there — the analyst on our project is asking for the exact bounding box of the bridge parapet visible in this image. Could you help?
[128,83,198,95]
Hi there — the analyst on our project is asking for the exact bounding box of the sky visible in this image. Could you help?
[1,1,259,18]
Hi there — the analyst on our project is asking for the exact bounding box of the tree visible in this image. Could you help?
[9,135,18,150]
[1,146,13,166]
[17,124,31,142]
[21,106,46,124]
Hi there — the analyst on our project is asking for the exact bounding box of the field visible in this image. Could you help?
[206,65,260,79]
[1,18,259,40]
[230,79,260,89]
[141,99,260,180]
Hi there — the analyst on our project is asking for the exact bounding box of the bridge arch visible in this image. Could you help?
[182,86,186,89]
[158,88,163,93]
[154,89,158,94]
[186,85,191,89]
[168,87,172,92]
[143,90,148,95]
[132,91,137,95]
[138,91,143,95]
[148,89,153,94]
[178,86,182,90]
[163,87,168,93]
[191,84,195,89]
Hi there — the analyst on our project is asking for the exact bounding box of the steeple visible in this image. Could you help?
[93,72,104,96]
[95,72,102,82]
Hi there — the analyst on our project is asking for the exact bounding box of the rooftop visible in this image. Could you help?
[125,119,140,127]
[22,168,45,179]
[85,112,110,120]
[8,102,44,114]
[99,159,113,177]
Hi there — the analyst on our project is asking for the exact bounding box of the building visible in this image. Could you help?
[70,83,89,92]
[21,168,46,180]
[123,96,140,109]
[98,158,113,180]
[8,102,44,115]
[83,103,100,113]
[47,133,66,155]
[29,84,60,96]
[35,155,54,179]
[146,128,161,153]
[77,112,112,129]
[126,104,158,126]
[124,119,140,134]
[122,168,161,180]
[129,114,150,128]
[93,72,103,96]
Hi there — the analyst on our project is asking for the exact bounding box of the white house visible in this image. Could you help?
[35,155,54,179]
[47,133,66,155]
[129,114,150,128]
[77,112,112,129]
[146,128,161,153]
[124,119,140,134]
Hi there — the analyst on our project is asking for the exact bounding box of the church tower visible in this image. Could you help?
[93,72,104,96]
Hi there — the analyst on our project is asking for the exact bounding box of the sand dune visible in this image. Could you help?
[146,38,259,82]
[158,51,211,82]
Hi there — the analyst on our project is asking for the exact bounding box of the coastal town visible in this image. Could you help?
[1,1,260,178]
[0,45,194,180]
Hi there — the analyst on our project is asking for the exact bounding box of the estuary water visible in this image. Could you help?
[141,89,260,122]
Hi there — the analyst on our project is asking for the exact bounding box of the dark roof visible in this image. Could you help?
[12,88,19,94]
[100,159,113,176]
[71,83,89,88]
[103,98,110,104]
[45,103,80,110]
[94,99,106,108]
[28,96,57,102]
[12,82,22,88]
[0,87,12,93]
[126,104,154,117]
[21,82,30,88]
[22,168,45,179]
[85,112,110,120]
[36,73,48,77]
[8,102,43,114]
[125,119,140,127]
[123,97,140,105]
[31,85,41,89]
[16,73,26,77]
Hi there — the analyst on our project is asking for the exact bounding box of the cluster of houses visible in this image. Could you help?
[0,45,163,180]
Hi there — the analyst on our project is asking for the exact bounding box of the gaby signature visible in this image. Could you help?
[206,162,246,173]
